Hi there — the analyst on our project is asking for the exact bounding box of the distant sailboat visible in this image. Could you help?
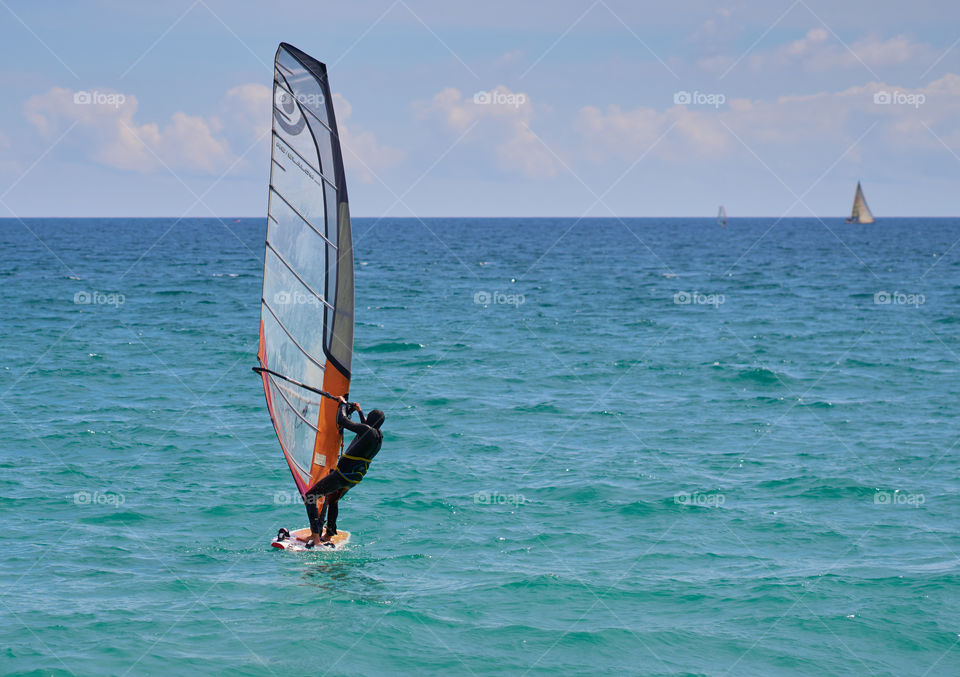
[717,205,727,227]
[846,181,874,224]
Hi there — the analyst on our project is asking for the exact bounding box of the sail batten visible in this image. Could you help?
[264,243,335,309]
[267,378,324,433]
[274,80,335,134]
[268,186,338,248]
[261,298,329,372]
[259,43,354,495]
[270,131,338,193]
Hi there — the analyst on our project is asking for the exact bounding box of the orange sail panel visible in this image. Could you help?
[258,43,354,496]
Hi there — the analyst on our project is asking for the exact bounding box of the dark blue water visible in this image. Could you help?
[1,217,959,676]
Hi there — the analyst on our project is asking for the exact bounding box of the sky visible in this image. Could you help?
[1,0,960,218]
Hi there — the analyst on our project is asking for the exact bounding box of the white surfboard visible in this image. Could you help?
[271,527,351,551]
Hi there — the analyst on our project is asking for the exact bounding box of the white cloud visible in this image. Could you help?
[22,85,400,182]
[845,34,924,68]
[577,103,731,162]
[496,50,524,66]
[332,93,403,184]
[750,29,933,72]
[220,83,272,145]
[416,85,560,178]
[24,87,231,174]
[686,5,742,45]
[576,74,960,172]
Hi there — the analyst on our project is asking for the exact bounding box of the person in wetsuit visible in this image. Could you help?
[303,396,384,547]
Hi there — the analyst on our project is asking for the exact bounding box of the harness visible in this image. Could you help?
[335,455,371,484]
[337,408,373,484]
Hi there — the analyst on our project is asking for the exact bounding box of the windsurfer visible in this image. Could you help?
[303,396,385,547]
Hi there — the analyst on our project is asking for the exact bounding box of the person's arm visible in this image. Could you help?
[337,399,365,434]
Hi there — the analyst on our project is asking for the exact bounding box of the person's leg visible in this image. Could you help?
[318,496,330,532]
[325,496,339,537]
[304,474,339,536]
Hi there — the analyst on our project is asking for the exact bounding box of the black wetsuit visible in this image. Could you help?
[304,403,383,535]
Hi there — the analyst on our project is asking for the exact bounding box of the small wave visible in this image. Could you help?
[512,402,563,414]
[617,500,663,517]
[840,357,883,368]
[366,341,423,353]
[726,366,788,386]
[796,399,833,408]
[421,396,461,407]
[754,476,876,500]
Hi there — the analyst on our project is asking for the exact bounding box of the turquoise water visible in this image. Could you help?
[1,217,959,676]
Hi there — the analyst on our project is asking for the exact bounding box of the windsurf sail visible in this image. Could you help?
[847,181,874,224]
[717,205,727,226]
[257,43,354,496]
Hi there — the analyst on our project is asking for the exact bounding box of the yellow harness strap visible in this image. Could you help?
[335,468,362,484]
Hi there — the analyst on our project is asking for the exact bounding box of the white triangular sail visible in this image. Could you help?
[718,205,727,226]
[848,181,874,224]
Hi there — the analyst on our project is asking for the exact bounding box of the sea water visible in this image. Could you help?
[1,217,958,676]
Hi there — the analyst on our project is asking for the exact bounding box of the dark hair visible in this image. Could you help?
[366,409,385,429]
